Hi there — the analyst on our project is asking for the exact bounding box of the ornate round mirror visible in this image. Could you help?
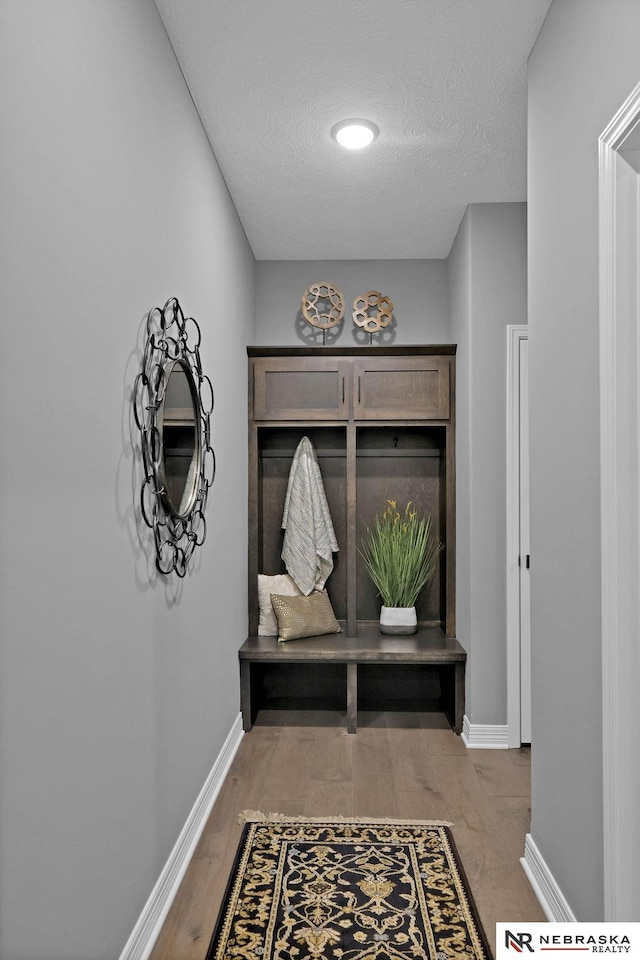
[134,297,215,578]
[158,359,202,519]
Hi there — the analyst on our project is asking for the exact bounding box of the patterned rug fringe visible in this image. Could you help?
[238,809,453,826]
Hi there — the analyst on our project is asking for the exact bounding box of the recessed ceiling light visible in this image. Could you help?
[331,119,379,150]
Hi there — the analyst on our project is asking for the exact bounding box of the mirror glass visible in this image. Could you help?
[158,359,201,518]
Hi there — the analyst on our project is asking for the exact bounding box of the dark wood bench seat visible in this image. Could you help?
[239,625,466,734]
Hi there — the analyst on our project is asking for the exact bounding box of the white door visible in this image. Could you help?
[519,337,531,744]
[507,326,531,747]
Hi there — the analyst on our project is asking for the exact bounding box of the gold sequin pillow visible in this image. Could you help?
[270,590,342,642]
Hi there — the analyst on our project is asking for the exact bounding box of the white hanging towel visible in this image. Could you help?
[281,437,339,595]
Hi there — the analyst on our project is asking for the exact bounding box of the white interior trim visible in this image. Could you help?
[599,80,640,922]
[118,714,244,960]
[506,325,528,748]
[461,716,509,749]
[521,834,577,922]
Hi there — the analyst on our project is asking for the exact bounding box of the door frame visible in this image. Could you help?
[506,324,529,748]
[599,81,640,920]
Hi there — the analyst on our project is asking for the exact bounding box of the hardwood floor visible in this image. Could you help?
[149,710,544,960]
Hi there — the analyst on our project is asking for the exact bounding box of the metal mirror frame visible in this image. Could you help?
[133,297,215,578]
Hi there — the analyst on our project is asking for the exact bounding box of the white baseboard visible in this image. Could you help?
[461,716,509,749]
[119,713,244,960]
[521,833,577,922]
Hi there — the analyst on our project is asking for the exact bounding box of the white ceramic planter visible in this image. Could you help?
[379,605,417,635]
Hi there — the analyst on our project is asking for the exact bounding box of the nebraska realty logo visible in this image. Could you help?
[496,924,640,958]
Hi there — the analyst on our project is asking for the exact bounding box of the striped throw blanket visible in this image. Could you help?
[281,437,339,595]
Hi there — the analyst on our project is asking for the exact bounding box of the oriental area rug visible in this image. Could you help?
[205,813,491,960]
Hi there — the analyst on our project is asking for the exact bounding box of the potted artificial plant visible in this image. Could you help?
[360,500,443,635]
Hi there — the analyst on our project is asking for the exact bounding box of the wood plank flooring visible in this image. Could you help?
[149,710,544,960]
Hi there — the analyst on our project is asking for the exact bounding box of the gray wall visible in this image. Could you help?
[256,260,449,345]
[528,0,640,921]
[0,2,255,958]
[448,209,473,698]
[448,203,527,724]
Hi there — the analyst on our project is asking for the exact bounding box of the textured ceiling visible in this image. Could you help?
[155,0,551,260]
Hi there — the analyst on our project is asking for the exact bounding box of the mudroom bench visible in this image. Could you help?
[244,345,462,736]
[239,625,466,735]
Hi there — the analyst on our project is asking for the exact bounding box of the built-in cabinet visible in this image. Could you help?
[352,355,450,420]
[242,345,463,733]
[248,346,456,637]
[252,353,450,422]
[253,356,350,421]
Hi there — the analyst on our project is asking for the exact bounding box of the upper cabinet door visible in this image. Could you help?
[353,356,450,420]
[253,358,350,420]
